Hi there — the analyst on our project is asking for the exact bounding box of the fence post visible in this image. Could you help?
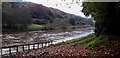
[48,42,49,45]
[51,41,52,44]
[1,48,2,56]
[16,46,18,52]
[41,43,43,48]
[33,44,35,49]
[37,44,39,48]
[9,47,11,54]
[28,45,30,50]
[45,42,47,46]
[22,46,24,51]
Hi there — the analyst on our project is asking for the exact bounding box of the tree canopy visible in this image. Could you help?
[2,2,32,31]
[82,2,120,37]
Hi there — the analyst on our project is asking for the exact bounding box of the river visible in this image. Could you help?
[1,27,94,55]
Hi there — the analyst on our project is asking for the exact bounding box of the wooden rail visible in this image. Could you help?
[1,41,53,56]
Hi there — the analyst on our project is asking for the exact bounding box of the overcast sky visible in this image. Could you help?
[23,0,86,17]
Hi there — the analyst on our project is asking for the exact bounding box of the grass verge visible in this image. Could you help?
[51,33,106,48]
[70,36,95,46]
[51,34,95,46]
[85,35,106,48]
[27,24,42,30]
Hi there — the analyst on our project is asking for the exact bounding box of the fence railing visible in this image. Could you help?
[1,40,53,56]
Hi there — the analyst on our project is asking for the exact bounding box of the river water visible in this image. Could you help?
[1,27,94,55]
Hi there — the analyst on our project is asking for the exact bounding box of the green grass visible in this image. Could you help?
[70,36,95,46]
[50,42,66,46]
[85,35,106,48]
[51,34,95,46]
[51,33,106,48]
[27,24,42,30]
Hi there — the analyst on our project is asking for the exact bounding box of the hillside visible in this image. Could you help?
[2,2,93,31]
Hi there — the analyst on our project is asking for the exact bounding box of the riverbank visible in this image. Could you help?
[2,34,120,58]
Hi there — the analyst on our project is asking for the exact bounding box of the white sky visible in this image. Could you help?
[23,0,86,17]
